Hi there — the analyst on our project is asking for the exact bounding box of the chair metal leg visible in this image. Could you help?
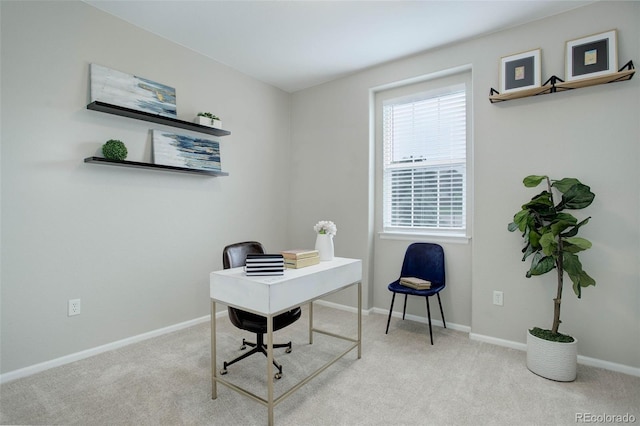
[402,294,408,320]
[385,292,396,334]
[425,296,434,345]
[437,293,446,329]
[221,333,288,377]
[222,345,262,372]
[241,338,256,350]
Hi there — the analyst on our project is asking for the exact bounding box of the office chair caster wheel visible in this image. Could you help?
[274,373,282,380]
[240,345,246,350]
[220,368,228,375]
[285,347,292,354]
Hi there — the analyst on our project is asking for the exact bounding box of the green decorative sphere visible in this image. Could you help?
[102,139,128,161]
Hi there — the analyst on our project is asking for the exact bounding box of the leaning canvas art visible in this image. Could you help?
[152,130,221,172]
[90,64,177,118]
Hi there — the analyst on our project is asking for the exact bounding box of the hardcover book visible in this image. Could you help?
[284,255,320,269]
[281,249,319,260]
[399,276,431,290]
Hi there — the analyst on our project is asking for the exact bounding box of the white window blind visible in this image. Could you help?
[382,83,467,233]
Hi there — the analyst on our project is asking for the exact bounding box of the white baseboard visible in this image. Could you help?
[469,332,527,351]
[470,332,640,378]
[0,314,216,384]
[314,299,374,315]
[2,305,637,383]
[370,306,471,333]
[576,354,640,377]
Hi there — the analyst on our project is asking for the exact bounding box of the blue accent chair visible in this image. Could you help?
[385,242,447,344]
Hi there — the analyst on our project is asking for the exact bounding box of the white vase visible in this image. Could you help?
[315,234,334,261]
[526,330,577,382]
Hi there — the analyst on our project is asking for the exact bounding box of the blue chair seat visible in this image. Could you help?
[385,243,447,345]
[387,280,445,296]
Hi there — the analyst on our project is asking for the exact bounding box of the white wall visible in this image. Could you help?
[0,1,291,373]
[2,0,638,377]
[291,1,639,369]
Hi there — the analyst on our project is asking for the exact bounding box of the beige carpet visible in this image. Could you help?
[1,305,638,425]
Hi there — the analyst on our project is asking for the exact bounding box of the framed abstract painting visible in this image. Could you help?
[152,130,221,172]
[500,49,541,93]
[90,64,177,118]
[566,30,617,81]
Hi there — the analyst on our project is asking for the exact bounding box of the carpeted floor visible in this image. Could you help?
[1,305,638,425]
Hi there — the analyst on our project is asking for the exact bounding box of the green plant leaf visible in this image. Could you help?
[523,175,547,187]
[562,252,582,274]
[552,178,581,194]
[550,219,576,236]
[526,252,555,277]
[528,229,542,250]
[562,243,596,297]
[562,238,592,254]
[539,232,557,256]
[554,212,578,224]
[564,237,592,251]
[521,243,536,261]
[569,270,596,298]
[523,191,554,210]
[511,209,530,233]
[561,217,591,238]
[579,270,596,287]
[557,183,595,210]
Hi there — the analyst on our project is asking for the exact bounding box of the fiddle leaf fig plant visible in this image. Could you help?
[508,175,596,338]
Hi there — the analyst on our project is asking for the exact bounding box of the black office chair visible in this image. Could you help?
[385,242,447,345]
[221,241,302,379]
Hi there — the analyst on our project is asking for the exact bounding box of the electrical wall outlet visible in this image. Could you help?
[493,291,504,306]
[68,299,81,316]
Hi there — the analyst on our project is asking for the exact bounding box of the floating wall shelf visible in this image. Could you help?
[489,61,635,103]
[87,101,231,137]
[84,156,229,177]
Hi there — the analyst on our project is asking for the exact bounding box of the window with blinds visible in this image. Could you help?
[382,83,467,233]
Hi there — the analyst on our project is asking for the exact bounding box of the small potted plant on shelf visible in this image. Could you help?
[508,175,596,381]
[102,139,128,161]
[195,112,222,129]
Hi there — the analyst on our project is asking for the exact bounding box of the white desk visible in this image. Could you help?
[210,257,362,425]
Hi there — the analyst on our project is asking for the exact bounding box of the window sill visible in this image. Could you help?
[379,231,471,245]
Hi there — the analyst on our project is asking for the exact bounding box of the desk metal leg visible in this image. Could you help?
[309,302,313,344]
[358,281,362,359]
[211,300,217,399]
[267,314,274,426]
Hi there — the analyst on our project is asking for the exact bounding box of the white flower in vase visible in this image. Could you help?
[314,220,336,261]
[313,220,337,237]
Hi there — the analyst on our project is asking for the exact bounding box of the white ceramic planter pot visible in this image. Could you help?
[195,116,222,129]
[526,330,577,382]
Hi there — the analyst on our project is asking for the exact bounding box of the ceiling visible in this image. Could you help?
[84,1,594,93]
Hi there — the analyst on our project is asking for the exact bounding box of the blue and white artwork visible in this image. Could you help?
[152,130,221,172]
[90,64,177,118]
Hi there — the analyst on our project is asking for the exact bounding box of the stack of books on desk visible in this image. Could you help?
[245,254,285,276]
[399,276,431,290]
[281,249,320,269]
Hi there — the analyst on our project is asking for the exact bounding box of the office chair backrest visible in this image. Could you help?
[400,243,445,286]
[223,241,266,269]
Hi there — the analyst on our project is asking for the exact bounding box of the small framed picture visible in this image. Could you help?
[500,49,541,93]
[566,30,617,81]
